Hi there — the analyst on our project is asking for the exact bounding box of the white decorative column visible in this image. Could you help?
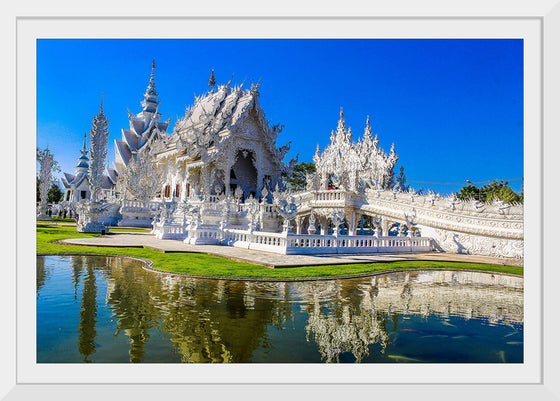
[381,217,389,236]
[295,216,303,235]
[319,216,328,235]
[347,212,358,236]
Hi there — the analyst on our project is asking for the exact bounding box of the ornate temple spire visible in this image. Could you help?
[336,107,346,138]
[147,59,158,97]
[364,115,373,141]
[208,68,216,89]
[313,143,321,164]
[81,131,88,154]
[141,59,160,114]
[75,131,90,173]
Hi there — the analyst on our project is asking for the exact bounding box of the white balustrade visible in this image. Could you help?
[220,228,433,255]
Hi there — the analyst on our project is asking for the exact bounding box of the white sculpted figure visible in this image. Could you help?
[272,186,298,233]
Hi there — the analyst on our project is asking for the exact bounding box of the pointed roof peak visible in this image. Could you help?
[145,59,158,98]
[82,131,88,152]
[335,107,346,136]
[208,68,216,88]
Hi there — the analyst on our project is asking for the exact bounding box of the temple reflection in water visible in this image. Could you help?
[36,255,523,363]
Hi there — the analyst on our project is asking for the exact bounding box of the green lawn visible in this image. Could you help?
[36,223,523,279]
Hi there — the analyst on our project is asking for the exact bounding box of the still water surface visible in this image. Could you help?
[37,255,523,363]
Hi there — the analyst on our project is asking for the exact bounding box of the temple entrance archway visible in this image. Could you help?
[230,150,258,198]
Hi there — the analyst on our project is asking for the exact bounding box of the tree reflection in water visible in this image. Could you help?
[36,255,524,363]
[78,257,98,362]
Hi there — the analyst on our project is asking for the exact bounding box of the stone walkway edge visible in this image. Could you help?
[56,232,523,268]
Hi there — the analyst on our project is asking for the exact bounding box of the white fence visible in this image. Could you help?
[222,228,433,255]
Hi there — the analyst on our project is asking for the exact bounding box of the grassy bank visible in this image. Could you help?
[36,223,523,279]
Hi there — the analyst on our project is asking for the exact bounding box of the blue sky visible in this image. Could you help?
[37,39,523,195]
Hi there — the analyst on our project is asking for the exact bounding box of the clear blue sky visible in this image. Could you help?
[37,39,523,195]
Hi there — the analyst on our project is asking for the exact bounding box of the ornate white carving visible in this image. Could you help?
[121,154,165,201]
[272,186,298,233]
[88,99,109,203]
[311,111,398,193]
[37,148,55,219]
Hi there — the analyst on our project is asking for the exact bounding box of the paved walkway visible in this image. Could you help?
[57,232,523,268]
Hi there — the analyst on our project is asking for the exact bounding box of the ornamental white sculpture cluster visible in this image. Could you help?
[310,110,398,193]
[37,148,55,220]
[77,99,111,234]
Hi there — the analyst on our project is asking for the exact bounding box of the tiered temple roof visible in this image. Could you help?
[156,79,292,174]
[114,59,171,175]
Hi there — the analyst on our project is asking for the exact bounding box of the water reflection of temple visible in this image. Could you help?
[103,260,294,363]
[44,255,522,363]
[291,271,523,362]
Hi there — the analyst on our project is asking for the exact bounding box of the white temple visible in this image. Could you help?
[61,132,116,202]
[152,78,295,202]
[56,61,524,260]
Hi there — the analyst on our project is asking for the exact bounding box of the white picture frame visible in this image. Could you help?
[5,0,559,399]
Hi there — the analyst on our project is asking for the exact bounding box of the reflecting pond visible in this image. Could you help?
[37,255,523,363]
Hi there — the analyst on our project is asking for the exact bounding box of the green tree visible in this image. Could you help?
[456,180,522,204]
[47,183,63,203]
[456,184,481,201]
[284,162,316,191]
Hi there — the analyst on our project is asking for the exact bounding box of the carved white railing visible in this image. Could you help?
[307,190,366,207]
[294,189,523,240]
[222,228,433,255]
[152,222,187,240]
[121,199,162,211]
[185,226,222,244]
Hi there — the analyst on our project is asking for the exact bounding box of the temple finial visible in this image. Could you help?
[336,107,346,136]
[208,68,216,88]
[82,131,87,152]
[145,59,158,98]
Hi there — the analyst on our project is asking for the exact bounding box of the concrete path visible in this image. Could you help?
[57,232,523,268]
